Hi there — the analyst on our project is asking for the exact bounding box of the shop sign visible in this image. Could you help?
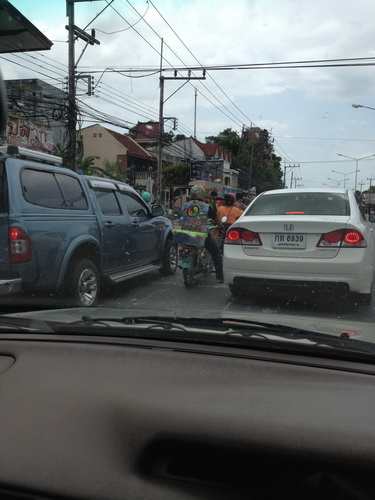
[4,114,54,152]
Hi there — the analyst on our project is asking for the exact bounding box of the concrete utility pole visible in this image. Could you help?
[247,142,254,193]
[66,0,100,171]
[283,163,299,189]
[194,87,197,139]
[67,0,76,171]
[156,39,206,204]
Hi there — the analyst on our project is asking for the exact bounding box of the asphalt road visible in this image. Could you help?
[98,267,375,323]
[3,260,374,324]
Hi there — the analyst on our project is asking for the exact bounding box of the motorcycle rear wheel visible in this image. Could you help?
[203,250,214,277]
[183,253,197,288]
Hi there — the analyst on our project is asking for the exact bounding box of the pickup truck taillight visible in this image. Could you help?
[8,226,32,263]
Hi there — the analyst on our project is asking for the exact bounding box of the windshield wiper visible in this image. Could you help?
[0,316,54,333]
[80,315,189,332]
[0,312,372,361]
[222,319,375,355]
[51,315,375,356]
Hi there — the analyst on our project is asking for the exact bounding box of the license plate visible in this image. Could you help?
[272,233,306,249]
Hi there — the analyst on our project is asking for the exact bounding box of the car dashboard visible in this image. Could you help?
[0,332,375,500]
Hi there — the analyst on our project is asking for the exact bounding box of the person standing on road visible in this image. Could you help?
[180,185,224,282]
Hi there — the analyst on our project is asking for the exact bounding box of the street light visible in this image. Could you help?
[352,104,375,111]
[336,153,375,192]
[327,177,343,187]
[331,169,357,189]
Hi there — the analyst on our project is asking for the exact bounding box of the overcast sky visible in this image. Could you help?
[3,0,375,190]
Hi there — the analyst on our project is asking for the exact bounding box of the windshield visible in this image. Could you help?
[1,0,375,360]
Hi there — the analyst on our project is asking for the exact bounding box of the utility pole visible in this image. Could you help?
[67,0,76,171]
[156,39,165,205]
[66,0,100,171]
[283,163,299,188]
[194,87,197,139]
[156,40,205,204]
[247,142,254,193]
[367,175,375,214]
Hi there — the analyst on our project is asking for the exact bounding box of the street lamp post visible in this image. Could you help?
[352,104,375,111]
[336,153,375,192]
[330,169,357,189]
[327,177,343,187]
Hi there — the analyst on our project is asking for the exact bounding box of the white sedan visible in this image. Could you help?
[223,188,374,301]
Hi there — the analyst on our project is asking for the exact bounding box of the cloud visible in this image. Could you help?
[5,0,375,189]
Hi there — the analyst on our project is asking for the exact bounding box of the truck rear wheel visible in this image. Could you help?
[66,258,100,307]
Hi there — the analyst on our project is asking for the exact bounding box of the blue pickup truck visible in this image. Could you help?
[0,145,177,307]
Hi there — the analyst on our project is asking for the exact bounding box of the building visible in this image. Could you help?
[192,138,239,192]
[78,124,155,189]
[5,78,67,149]
[240,126,272,165]
[133,121,159,147]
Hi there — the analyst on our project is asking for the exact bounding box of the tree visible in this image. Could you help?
[232,129,283,194]
[162,162,188,187]
[127,125,137,138]
[205,128,241,155]
[162,130,175,145]
[53,143,69,165]
[82,160,126,182]
[174,134,187,141]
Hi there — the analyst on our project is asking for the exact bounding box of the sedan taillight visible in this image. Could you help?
[8,226,32,263]
[226,228,262,246]
[317,229,366,248]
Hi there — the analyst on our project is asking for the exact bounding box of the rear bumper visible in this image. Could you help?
[223,252,373,294]
[0,278,22,296]
[230,277,350,294]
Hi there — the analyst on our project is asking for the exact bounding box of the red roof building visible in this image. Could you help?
[78,124,155,171]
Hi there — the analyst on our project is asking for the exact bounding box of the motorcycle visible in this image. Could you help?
[172,226,216,287]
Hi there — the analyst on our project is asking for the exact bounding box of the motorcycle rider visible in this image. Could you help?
[217,192,244,229]
[180,184,224,283]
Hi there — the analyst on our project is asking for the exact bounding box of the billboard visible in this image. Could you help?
[3,114,54,152]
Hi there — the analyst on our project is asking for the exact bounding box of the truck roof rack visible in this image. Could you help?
[0,145,63,166]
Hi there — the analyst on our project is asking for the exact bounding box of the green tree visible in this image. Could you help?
[174,134,187,141]
[162,162,188,187]
[127,125,137,138]
[205,128,241,155]
[232,131,283,194]
[79,155,99,173]
[53,143,69,165]
[91,160,125,181]
[162,130,175,145]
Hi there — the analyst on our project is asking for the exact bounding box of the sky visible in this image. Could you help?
[2,0,375,190]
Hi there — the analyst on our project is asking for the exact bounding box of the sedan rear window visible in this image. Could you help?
[247,192,350,216]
